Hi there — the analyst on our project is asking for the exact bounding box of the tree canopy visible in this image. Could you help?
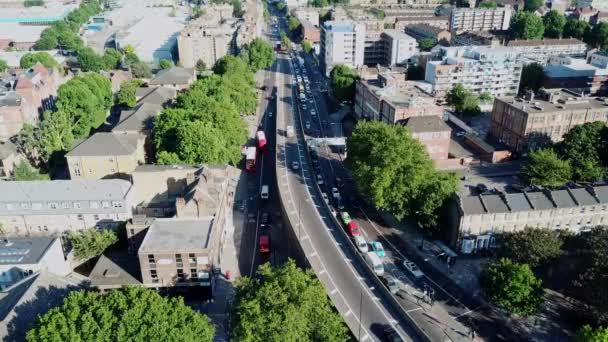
[478,0,497,8]
[69,228,118,260]
[523,148,571,187]
[195,59,207,73]
[131,62,152,78]
[510,11,544,40]
[520,63,544,93]
[33,1,101,51]
[585,22,608,50]
[153,74,248,165]
[524,0,543,11]
[346,121,457,227]
[446,84,480,116]
[26,286,215,342]
[418,38,435,51]
[12,161,49,181]
[543,10,566,38]
[558,122,608,183]
[77,47,105,72]
[159,59,173,69]
[330,64,358,103]
[288,15,301,33]
[499,227,563,268]
[20,52,59,69]
[230,260,349,342]
[564,19,591,40]
[302,40,313,54]
[480,258,544,316]
[577,325,608,342]
[243,38,275,71]
[212,55,257,114]
[117,79,144,108]
[103,48,123,70]
[0,59,7,72]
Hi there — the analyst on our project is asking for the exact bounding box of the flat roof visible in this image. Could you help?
[406,115,451,133]
[139,217,215,252]
[0,237,56,265]
[497,89,608,114]
[0,179,132,203]
[593,185,608,203]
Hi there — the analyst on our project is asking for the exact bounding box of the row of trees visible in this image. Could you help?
[479,226,608,336]
[34,1,102,51]
[153,56,255,165]
[346,121,458,228]
[523,122,608,186]
[17,73,112,167]
[510,10,608,49]
[308,0,348,7]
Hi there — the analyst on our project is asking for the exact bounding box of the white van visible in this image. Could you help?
[354,235,368,253]
[365,252,384,276]
[261,185,269,199]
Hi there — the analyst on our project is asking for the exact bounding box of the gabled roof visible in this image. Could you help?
[135,86,176,105]
[114,102,163,133]
[66,132,141,157]
[480,195,509,213]
[149,67,195,86]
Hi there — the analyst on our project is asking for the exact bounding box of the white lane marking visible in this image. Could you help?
[249,210,261,277]
[407,307,423,313]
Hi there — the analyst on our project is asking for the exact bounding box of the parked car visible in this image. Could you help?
[347,221,360,236]
[291,161,300,170]
[340,211,351,224]
[335,177,344,188]
[312,159,321,170]
[321,192,329,203]
[382,325,403,342]
[477,183,489,193]
[402,258,424,279]
[316,174,324,186]
[371,241,385,258]
[331,187,340,199]
[354,235,368,253]
[310,109,316,116]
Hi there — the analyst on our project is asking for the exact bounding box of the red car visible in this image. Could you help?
[259,235,270,253]
[347,221,360,237]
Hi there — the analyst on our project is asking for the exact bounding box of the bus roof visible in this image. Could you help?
[257,130,266,141]
[246,146,257,159]
[260,235,269,244]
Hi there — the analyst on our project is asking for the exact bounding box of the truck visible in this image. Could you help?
[365,252,384,276]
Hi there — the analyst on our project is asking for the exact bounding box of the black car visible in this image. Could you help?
[382,325,403,342]
[335,177,344,188]
[260,211,272,228]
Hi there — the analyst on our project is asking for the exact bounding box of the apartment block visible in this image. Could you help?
[295,8,319,27]
[0,179,135,235]
[0,63,62,141]
[395,16,450,31]
[489,88,608,152]
[425,45,523,99]
[405,115,451,160]
[506,38,587,63]
[381,30,419,66]
[0,237,70,290]
[447,186,608,254]
[543,52,608,95]
[450,7,513,33]
[320,21,366,76]
[355,71,443,124]
[177,6,238,69]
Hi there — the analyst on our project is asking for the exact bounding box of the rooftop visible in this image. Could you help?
[0,237,55,265]
[323,21,359,33]
[507,38,586,47]
[135,86,176,105]
[0,179,132,203]
[149,67,195,86]
[66,132,141,157]
[89,253,141,288]
[0,141,17,159]
[405,23,448,34]
[114,102,163,133]
[139,217,215,252]
[405,115,451,133]
[382,29,416,41]
[497,89,608,114]
[359,78,437,110]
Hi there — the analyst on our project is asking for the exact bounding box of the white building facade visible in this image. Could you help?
[450,7,512,33]
[381,30,419,66]
[320,21,366,76]
[0,179,135,236]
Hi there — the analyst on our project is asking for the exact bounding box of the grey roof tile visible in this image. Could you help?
[461,196,486,215]
[525,192,555,210]
[550,189,577,208]
[481,194,509,213]
[504,193,532,212]
[149,67,195,86]
[569,188,598,206]
[66,133,141,157]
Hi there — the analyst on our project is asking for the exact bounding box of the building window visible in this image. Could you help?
[74,168,81,177]
[78,214,84,220]
[177,269,184,281]
[112,201,123,208]
[150,270,158,280]
[74,202,82,209]
[20,203,29,209]
[102,201,110,209]
[189,253,196,266]
[148,254,156,269]
[130,229,135,235]
[191,268,198,281]
[175,254,183,268]
[48,202,58,209]
[90,202,99,209]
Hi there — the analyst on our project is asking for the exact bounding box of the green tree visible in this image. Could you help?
[12,161,49,181]
[418,38,435,51]
[231,260,349,342]
[478,0,497,8]
[131,61,152,78]
[195,59,207,74]
[510,11,545,40]
[232,0,244,17]
[480,258,544,316]
[34,110,75,163]
[117,79,144,107]
[19,52,59,69]
[26,286,215,342]
[0,59,7,72]
[543,10,566,38]
[563,19,591,39]
[159,58,173,69]
[479,91,493,102]
[288,15,301,33]
[330,64,358,103]
[302,40,313,53]
[244,38,275,71]
[77,47,105,72]
[559,122,608,182]
[499,227,563,268]
[407,65,425,80]
[346,121,457,226]
[34,28,58,50]
[585,22,608,50]
[446,84,480,115]
[24,0,45,7]
[520,63,544,92]
[276,1,286,12]
[524,0,543,11]
[213,55,257,114]
[577,325,608,342]
[523,148,571,187]
[103,48,123,69]
[69,228,117,260]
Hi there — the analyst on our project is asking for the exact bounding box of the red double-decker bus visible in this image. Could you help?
[245,146,257,173]
[259,235,270,253]
[257,130,267,153]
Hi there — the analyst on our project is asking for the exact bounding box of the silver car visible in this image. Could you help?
[402,258,424,279]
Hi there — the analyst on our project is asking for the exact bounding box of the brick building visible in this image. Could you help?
[405,115,451,160]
